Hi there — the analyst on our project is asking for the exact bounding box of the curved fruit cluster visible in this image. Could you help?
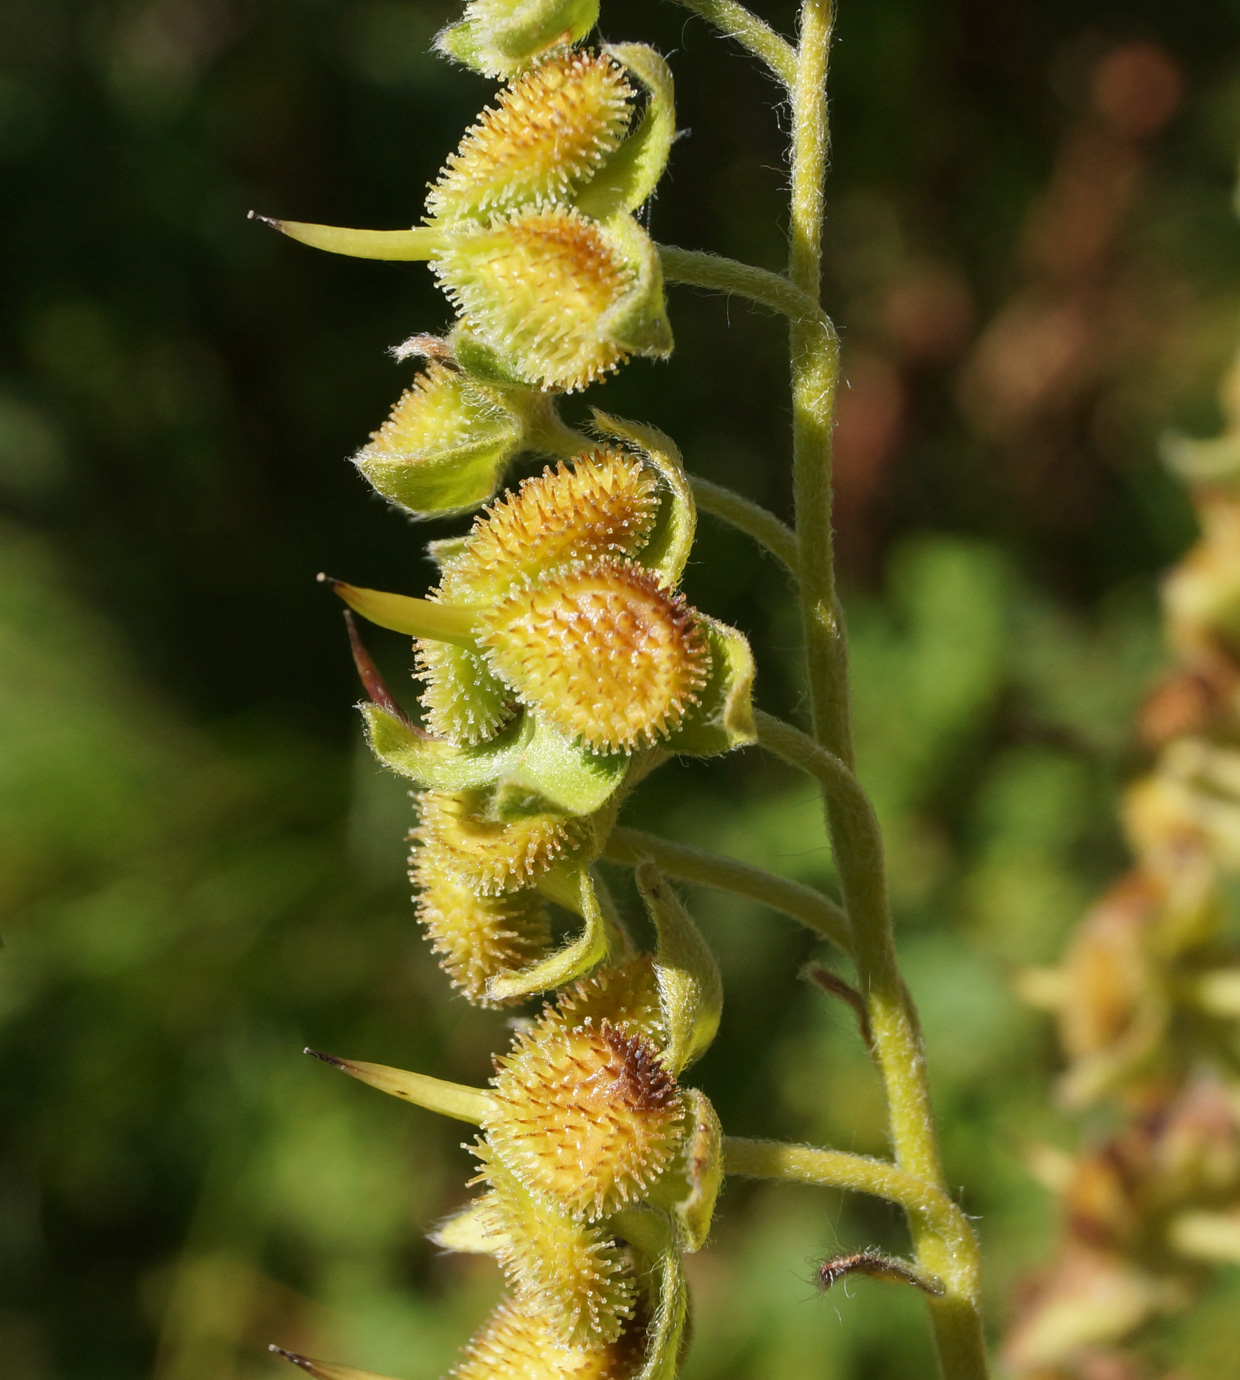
[1006,347,1240,1377]
[267,6,743,1378]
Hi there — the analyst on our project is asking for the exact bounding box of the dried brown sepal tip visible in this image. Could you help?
[816,1249,945,1297]
[414,788,590,895]
[344,612,422,735]
[427,53,634,223]
[411,849,551,1005]
[480,557,710,753]
[268,1345,401,1380]
[484,1019,684,1219]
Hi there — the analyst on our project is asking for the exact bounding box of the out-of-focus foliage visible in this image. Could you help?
[7,2,1240,1378]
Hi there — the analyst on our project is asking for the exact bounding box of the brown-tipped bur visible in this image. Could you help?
[304,1049,493,1124]
[483,1021,684,1220]
[251,214,443,261]
[436,449,661,605]
[268,1346,401,1380]
[344,612,423,735]
[479,557,710,753]
[319,576,479,649]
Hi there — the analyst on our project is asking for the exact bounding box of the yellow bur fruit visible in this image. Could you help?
[484,1019,684,1219]
[410,850,551,1005]
[479,557,711,752]
[451,1297,644,1380]
[472,1144,637,1345]
[427,53,633,223]
[433,207,670,392]
[438,448,661,602]
[352,360,523,516]
[416,788,589,894]
[414,637,513,745]
[537,955,664,1045]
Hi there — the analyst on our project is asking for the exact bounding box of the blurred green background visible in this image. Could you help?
[5,1,1240,1376]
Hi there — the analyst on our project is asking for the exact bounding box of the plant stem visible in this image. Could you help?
[659,244,824,323]
[724,1138,976,1278]
[689,476,799,576]
[783,4,989,1374]
[603,824,850,953]
[671,0,798,87]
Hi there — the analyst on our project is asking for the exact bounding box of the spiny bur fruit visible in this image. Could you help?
[414,637,514,745]
[438,448,661,604]
[479,557,711,752]
[427,53,634,223]
[471,1143,637,1345]
[537,955,665,1045]
[437,0,600,81]
[415,788,591,895]
[433,206,671,392]
[483,1018,685,1219]
[352,359,525,517]
[450,1296,645,1380]
[410,848,551,1005]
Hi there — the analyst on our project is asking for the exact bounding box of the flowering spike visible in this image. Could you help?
[577,46,676,220]
[635,862,722,1073]
[426,53,634,224]
[435,0,600,80]
[478,557,711,753]
[250,213,442,260]
[268,1346,401,1380]
[412,849,552,1005]
[303,1049,493,1124]
[473,1143,637,1345]
[483,1016,685,1219]
[432,206,671,392]
[352,361,526,518]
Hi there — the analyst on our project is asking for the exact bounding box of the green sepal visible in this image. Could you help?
[429,1199,500,1255]
[577,45,676,220]
[436,0,599,78]
[636,862,722,1073]
[661,616,757,756]
[486,866,612,1001]
[494,715,629,820]
[592,411,695,586]
[449,321,540,390]
[647,1090,724,1253]
[597,213,674,360]
[364,704,628,819]
[613,1211,689,1380]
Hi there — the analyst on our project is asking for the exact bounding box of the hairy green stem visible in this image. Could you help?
[659,244,824,323]
[782,6,989,1374]
[723,1138,978,1286]
[670,0,798,86]
[604,824,850,953]
[689,476,799,575]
